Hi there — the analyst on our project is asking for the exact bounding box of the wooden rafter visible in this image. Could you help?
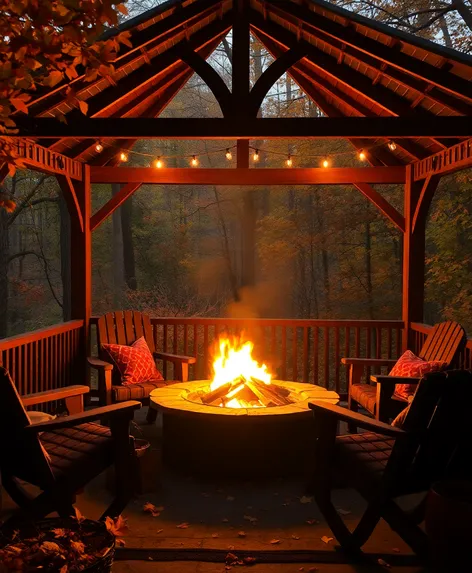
[90,166,406,185]
[265,0,472,104]
[411,174,441,233]
[353,183,405,232]
[413,138,472,180]
[90,182,143,231]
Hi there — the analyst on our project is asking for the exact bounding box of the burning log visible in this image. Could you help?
[223,382,260,405]
[251,378,293,405]
[201,382,233,405]
[245,379,284,407]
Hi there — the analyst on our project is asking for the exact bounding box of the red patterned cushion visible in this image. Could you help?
[390,350,445,400]
[102,337,164,386]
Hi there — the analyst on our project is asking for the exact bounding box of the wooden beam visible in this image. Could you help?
[0,163,9,185]
[411,174,441,233]
[90,167,406,185]
[266,1,472,104]
[232,0,250,110]
[413,138,472,180]
[353,184,405,232]
[90,182,143,231]
[13,116,472,139]
[57,175,84,232]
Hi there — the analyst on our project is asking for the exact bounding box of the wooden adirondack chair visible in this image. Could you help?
[0,367,141,527]
[88,311,196,422]
[308,369,472,558]
[342,321,466,424]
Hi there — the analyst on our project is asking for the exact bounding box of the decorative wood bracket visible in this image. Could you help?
[411,174,441,233]
[11,139,83,180]
[180,46,233,117]
[90,182,143,232]
[57,174,84,232]
[248,46,308,116]
[354,183,405,233]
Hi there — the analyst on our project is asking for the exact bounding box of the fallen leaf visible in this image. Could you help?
[336,508,351,515]
[70,540,85,554]
[292,534,300,540]
[226,496,235,501]
[243,515,257,523]
[225,567,232,571]
[105,515,128,537]
[270,539,281,544]
[243,556,256,565]
[321,536,333,544]
[228,545,235,550]
[377,558,391,568]
[176,523,189,529]
[143,502,161,517]
[116,538,126,547]
[392,548,400,553]
[299,568,304,572]
[52,528,68,538]
[226,552,238,563]
[40,541,60,553]
[74,507,86,523]
[222,518,229,523]
[157,529,163,534]
[211,533,219,538]
[238,531,246,537]
[306,519,319,525]
[300,495,313,504]
[78,100,88,115]
[59,566,68,573]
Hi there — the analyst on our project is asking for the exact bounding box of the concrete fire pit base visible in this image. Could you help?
[150,381,339,478]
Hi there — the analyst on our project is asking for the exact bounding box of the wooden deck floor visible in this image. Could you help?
[1,407,430,572]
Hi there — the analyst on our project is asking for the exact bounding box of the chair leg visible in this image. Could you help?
[146,406,157,424]
[382,499,429,557]
[347,399,359,434]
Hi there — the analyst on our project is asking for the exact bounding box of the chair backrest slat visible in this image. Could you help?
[114,311,126,345]
[124,310,135,345]
[419,321,466,365]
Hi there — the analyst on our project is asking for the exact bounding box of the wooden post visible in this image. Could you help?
[238,140,255,288]
[70,165,91,382]
[402,165,426,350]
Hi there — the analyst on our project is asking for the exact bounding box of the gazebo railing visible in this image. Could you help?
[118,318,404,397]
[0,320,84,397]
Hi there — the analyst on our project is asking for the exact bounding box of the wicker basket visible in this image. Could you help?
[0,517,115,573]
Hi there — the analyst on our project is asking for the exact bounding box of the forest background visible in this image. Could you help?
[1,0,472,339]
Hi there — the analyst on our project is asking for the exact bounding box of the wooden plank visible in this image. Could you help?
[353,183,405,232]
[413,139,472,180]
[90,183,142,231]
[14,116,472,139]
[411,174,441,233]
[91,166,406,185]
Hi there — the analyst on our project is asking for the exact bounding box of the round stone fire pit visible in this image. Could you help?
[150,381,339,477]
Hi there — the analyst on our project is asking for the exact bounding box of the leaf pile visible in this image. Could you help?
[0,522,113,573]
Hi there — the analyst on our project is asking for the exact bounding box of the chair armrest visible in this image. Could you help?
[154,352,196,364]
[26,401,141,433]
[88,357,113,371]
[308,400,406,438]
[341,357,397,367]
[371,375,422,386]
[22,385,90,408]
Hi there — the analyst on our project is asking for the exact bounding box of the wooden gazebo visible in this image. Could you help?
[2,0,472,398]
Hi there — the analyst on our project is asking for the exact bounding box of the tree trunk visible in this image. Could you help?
[454,0,472,33]
[0,207,9,338]
[112,184,125,306]
[365,220,374,319]
[59,194,71,321]
[121,194,137,291]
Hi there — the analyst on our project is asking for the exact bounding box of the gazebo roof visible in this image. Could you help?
[23,0,472,167]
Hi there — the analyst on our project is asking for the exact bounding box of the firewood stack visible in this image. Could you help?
[199,377,294,408]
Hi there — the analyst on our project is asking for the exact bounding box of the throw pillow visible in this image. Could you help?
[389,350,445,400]
[391,395,414,428]
[102,336,164,385]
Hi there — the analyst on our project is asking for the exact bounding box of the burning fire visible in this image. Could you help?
[201,337,292,409]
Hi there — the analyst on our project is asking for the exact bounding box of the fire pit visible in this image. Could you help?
[150,336,339,477]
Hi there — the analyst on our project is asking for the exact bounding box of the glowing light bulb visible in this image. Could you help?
[119,151,128,162]
[225,148,232,161]
[358,150,366,161]
[322,158,330,168]
[95,142,103,153]
[191,155,199,167]
[286,154,293,167]
[153,156,163,169]
[252,149,259,162]
[388,141,397,151]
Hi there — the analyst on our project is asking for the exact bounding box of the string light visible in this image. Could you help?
[387,141,397,151]
[322,158,330,168]
[191,155,199,167]
[95,142,103,153]
[285,154,293,167]
[119,151,128,162]
[252,149,260,162]
[153,156,163,169]
[225,148,232,161]
[358,149,367,161]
